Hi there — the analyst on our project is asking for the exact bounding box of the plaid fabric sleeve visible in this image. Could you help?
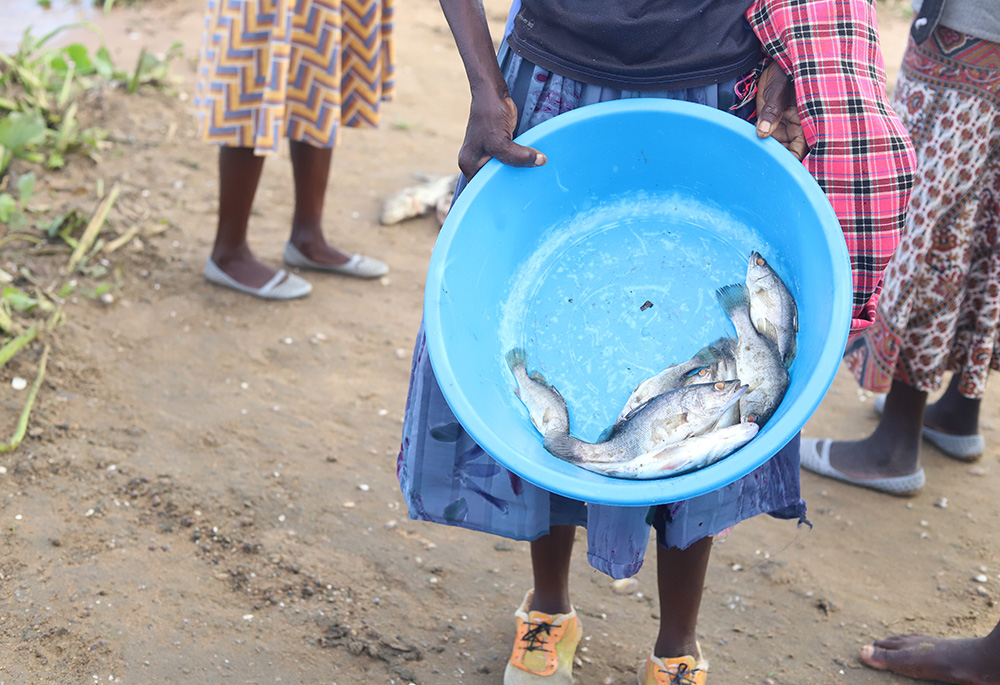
[746,0,916,336]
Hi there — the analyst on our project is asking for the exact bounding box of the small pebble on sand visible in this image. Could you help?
[11,377,27,391]
[975,574,989,583]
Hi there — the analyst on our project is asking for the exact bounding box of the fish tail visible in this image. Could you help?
[693,337,735,366]
[544,433,584,463]
[715,283,750,317]
[505,347,527,371]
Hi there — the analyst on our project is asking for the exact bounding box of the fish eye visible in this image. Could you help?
[746,413,758,423]
[698,368,709,376]
[755,257,766,266]
[714,381,725,390]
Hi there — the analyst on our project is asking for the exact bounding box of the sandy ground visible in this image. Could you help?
[0,1,997,683]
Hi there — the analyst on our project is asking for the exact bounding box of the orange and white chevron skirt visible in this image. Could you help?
[194,0,395,154]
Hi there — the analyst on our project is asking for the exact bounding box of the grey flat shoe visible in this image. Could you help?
[283,242,388,279]
[872,394,984,462]
[204,258,312,300]
[800,437,925,496]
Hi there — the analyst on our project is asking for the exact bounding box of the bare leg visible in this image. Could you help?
[860,621,1000,684]
[528,524,575,615]
[827,379,927,479]
[654,536,712,659]
[287,140,353,266]
[211,147,289,288]
[925,375,982,436]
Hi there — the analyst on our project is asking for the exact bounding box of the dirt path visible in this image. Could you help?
[1,1,997,683]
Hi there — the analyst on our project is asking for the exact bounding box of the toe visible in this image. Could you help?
[860,644,899,671]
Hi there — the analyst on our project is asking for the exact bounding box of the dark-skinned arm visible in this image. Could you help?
[438,0,546,179]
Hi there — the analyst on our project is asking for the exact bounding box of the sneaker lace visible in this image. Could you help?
[520,621,554,654]
[658,661,703,685]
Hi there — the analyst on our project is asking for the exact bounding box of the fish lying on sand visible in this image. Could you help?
[716,283,790,427]
[746,251,798,367]
[508,348,749,470]
[379,173,459,226]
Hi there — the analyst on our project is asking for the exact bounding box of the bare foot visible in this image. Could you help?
[210,251,287,289]
[861,634,1000,684]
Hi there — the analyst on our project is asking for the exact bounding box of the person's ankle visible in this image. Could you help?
[653,636,699,659]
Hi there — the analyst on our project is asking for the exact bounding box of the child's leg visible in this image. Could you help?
[529,524,575,614]
[654,536,712,659]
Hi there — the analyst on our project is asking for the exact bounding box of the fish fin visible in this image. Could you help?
[505,347,526,371]
[757,319,784,352]
[784,337,798,368]
[715,283,749,317]
[544,433,582,462]
[692,336,737,368]
[619,401,649,424]
[596,424,617,442]
[528,370,550,386]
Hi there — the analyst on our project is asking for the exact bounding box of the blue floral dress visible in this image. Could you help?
[397,43,807,580]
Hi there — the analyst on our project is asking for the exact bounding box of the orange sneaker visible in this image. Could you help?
[503,589,583,684]
[638,644,709,685]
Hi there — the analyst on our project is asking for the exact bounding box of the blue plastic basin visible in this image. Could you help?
[424,99,851,506]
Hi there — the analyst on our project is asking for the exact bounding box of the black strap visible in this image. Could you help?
[911,0,947,44]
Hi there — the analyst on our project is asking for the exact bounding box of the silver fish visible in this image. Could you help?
[506,349,570,454]
[616,338,737,424]
[692,338,742,431]
[546,380,748,465]
[716,283,790,427]
[583,422,759,479]
[746,251,798,367]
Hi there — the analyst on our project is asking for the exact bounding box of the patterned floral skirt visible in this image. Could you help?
[845,26,1000,398]
[194,0,395,155]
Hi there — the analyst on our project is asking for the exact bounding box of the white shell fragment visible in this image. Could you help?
[611,577,639,595]
[11,377,27,391]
